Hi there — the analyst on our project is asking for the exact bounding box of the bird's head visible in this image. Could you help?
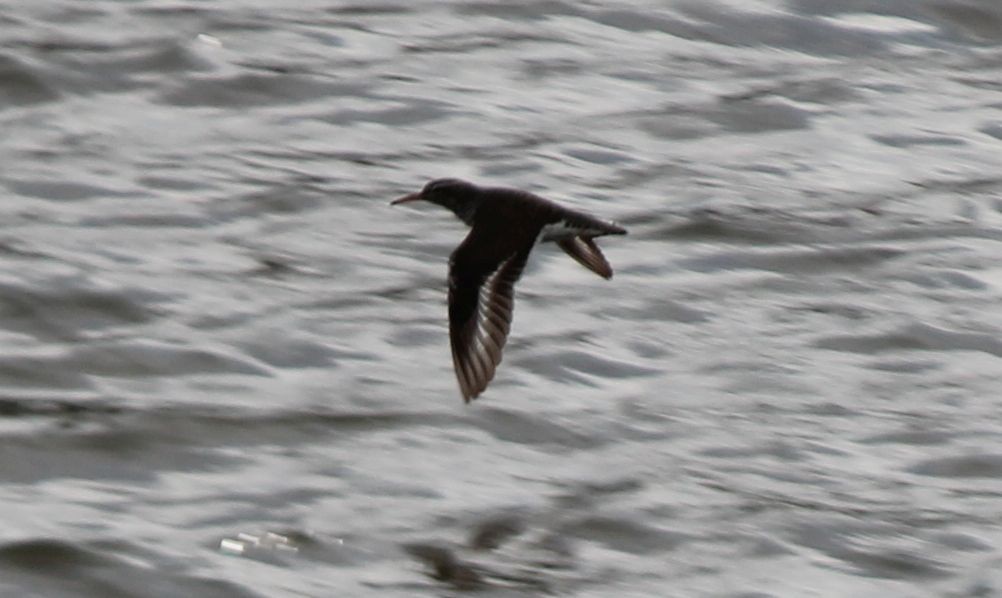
[392,178,481,225]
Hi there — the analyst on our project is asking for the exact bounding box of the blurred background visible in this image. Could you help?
[2,0,1002,595]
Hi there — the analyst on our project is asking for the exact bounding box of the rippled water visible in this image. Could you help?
[2,0,1002,595]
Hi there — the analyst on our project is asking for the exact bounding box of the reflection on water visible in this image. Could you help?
[2,0,1002,595]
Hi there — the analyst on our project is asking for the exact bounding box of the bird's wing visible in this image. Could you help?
[448,245,532,402]
[557,236,614,279]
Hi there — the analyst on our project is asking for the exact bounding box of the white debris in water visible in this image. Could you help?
[196,33,222,47]
[219,538,245,555]
[219,531,299,557]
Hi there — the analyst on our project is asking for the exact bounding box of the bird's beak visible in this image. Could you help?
[391,192,422,205]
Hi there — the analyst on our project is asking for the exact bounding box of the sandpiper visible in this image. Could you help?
[392,178,626,402]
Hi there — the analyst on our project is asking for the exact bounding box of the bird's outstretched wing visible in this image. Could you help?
[448,246,532,402]
[556,236,614,279]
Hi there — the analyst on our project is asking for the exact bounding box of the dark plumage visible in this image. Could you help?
[392,178,626,402]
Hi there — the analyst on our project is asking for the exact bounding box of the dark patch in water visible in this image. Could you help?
[816,323,1002,358]
[0,539,263,598]
[909,454,1002,478]
[0,54,60,106]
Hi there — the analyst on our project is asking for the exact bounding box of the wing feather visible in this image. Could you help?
[448,247,531,402]
[557,236,614,279]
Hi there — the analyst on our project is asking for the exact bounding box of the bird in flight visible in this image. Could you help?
[392,178,626,402]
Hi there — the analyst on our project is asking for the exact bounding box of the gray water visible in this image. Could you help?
[2,0,1002,596]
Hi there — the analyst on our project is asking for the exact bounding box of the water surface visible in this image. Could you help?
[2,0,1002,596]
